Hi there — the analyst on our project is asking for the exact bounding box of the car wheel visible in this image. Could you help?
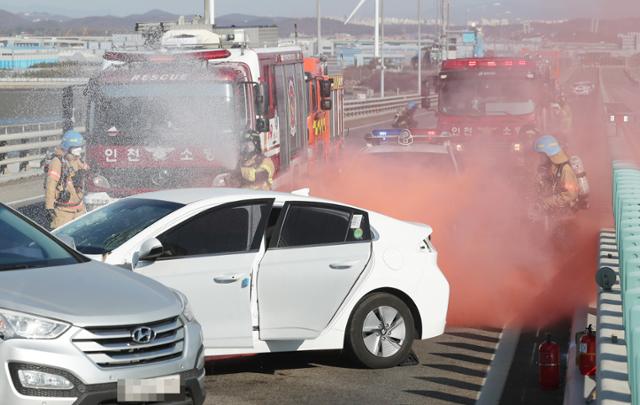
[345,293,415,369]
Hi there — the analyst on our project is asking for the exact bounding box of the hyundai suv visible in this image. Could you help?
[0,203,205,404]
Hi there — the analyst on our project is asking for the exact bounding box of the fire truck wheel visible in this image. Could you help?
[345,293,415,369]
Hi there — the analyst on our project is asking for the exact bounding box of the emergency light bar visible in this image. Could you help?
[442,58,529,70]
[104,49,231,63]
[370,129,406,138]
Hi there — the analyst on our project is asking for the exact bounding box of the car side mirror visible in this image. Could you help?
[138,238,164,262]
[320,79,332,98]
[254,83,268,117]
[320,99,333,111]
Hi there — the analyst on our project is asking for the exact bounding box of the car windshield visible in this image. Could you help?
[0,205,81,270]
[440,77,537,117]
[88,82,248,147]
[54,198,184,255]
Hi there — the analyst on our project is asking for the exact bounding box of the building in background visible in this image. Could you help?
[0,36,112,69]
[619,32,640,52]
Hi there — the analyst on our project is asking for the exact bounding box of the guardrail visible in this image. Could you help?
[0,121,85,183]
[344,93,437,121]
[611,161,640,405]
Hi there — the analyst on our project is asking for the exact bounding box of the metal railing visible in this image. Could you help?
[0,121,85,182]
[612,161,640,405]
[344,93,437,121]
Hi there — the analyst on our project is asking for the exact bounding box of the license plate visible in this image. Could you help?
[117,374,181,402]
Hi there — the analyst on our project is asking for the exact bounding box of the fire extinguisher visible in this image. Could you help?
[538,334,561,390]
[578,324,597,377]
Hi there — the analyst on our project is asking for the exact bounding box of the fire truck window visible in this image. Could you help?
[236,84,249,130]
[89,83,242,147]
[439,78,536,117]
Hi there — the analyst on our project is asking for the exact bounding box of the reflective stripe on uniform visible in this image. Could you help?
[48,170,60,180]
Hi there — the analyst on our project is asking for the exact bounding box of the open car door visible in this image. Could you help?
[257,201,372,340]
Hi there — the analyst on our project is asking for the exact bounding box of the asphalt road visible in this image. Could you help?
[203,328,501,405]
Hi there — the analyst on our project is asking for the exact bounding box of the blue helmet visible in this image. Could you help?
[407,101,418,110]
[61,131,85,151]
[534,135,562,157]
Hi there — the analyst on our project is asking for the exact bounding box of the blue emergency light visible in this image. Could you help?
[370,129,405,138]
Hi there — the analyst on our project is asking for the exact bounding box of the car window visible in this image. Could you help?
[0,205,82,270]
[276,204,371,248]
[158,201,272,259]
[55,198,184,255]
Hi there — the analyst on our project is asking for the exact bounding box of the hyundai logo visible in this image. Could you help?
[131,327,156,344]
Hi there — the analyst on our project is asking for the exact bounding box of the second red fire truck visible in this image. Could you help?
[429,56,556,155]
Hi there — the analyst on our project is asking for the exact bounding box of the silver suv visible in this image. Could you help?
[0,204,205,405]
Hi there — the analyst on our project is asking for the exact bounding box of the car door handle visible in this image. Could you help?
[214,274,243,284]
[329,261,360,270]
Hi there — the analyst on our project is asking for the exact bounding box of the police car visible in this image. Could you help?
[363,128,461,174]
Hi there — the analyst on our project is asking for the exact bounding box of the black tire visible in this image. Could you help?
[345,293,416,369]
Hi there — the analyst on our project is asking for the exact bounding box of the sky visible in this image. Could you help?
[0,0,636,20]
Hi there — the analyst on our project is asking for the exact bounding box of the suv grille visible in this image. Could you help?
[73,317,184,368]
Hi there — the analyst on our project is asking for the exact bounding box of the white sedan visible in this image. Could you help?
[54,189,449,368]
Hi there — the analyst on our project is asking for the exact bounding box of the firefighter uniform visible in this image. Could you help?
[44,151,87,229]
[540,150,580,209]
[240,155,276,191]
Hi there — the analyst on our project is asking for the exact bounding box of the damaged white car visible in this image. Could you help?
[54,188,449,368]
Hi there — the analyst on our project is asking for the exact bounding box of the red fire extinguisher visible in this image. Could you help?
[578,324,597,377]
[539,334,560,390]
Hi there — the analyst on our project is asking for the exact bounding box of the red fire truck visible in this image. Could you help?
[424,56,556,157]
[70,44,312,206]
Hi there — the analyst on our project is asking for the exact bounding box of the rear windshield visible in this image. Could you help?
[0,205,81,270]
[54,198,184,255]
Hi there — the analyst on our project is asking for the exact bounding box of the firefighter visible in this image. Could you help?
[392,101,419,129]
[239,135,275,191]
[44,131,89,229]
[534,134,580,211]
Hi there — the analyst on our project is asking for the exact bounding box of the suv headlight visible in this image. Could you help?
[0,309,69,340]
[173,290,195,323]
